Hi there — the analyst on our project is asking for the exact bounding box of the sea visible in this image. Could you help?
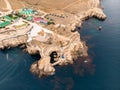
[0,0,120,90]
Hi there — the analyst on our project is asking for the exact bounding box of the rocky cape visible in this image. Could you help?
[0,0,106,77]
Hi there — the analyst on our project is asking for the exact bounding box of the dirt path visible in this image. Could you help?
[4,0,12,12]
[63,0,81,10]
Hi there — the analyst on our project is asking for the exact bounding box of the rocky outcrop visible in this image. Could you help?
[83,8,107,20]
[0,24,32,49]
[26,30,88,77]
[30,57,55,77]
[26,0,106,77]
[70,8,106,32]
[0,35,28,49]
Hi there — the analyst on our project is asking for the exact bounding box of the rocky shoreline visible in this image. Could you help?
[27,31,88,77]
[0,0,106,77]
[28,6,106,77]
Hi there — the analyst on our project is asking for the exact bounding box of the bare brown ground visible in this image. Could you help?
[5,0,96,14]
[7,0,25,10]
[24,0,91,14]
[0,0,7,11]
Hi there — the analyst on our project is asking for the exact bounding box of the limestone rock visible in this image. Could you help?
[30,57,55,77]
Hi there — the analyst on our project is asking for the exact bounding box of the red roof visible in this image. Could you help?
[33,17,43,21]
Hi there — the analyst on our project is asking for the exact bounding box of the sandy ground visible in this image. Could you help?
[0,0,7,11]
[5,0,96,14]
[8,0,25,10]
[4,0,12,11]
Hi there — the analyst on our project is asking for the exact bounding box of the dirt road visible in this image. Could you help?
[4,0,12,12]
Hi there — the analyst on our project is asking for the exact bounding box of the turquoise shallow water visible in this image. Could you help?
[0,0,120,90]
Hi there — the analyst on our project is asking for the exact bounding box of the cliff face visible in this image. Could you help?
[0,35,27,49]
[27,31,88,76]
[0,24,32,49]
[30,57,55,77]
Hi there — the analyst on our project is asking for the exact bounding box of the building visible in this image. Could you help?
[40,19,48,24]
[19,8,34,16]
[33,17,42,23]
[33,17,48,24]
[0,21,11,28]
[26,16,33,21]
[3,16,13,22]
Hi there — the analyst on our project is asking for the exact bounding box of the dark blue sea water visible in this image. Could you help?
[0,0,120,90]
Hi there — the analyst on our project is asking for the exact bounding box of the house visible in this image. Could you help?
[19,8,34,16]
[3,16,13,22]
[26,16,33,21]
[0,21,11,28]
[40,19,48,24]
[33,17,48,24]
[33,17,43,22]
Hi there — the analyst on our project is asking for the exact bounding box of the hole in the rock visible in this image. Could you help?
[50,51,58,63]
[31,51,41,60]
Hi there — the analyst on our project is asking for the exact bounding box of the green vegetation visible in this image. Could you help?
[19,8,34,16]
[47,21,55,25]
[0,21,11,28]
[15,13,23,17]
[3,16,13,21]
[26,16,33,21]
[7,14,19,20]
